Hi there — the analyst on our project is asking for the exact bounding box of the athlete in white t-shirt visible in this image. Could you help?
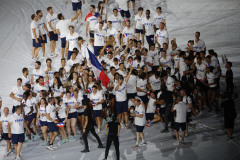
[121,20,135,45]
[134,7,145,45]
[194,32,206,52]
[108,8,124,32]
[65,25,79,60]
[9,78,24,113]
[31,61,45,84]
[155,22,169,48]
[107,21,120,45]
[31,14,43,60]
[131,98,146,147]
[8,106,25,159]
[0,107,11,157]
[21,68,30,85]
[46,7,58,56]
[94,22,107,56]
[36,10,48,57]
[56,12,80,58]
[89,85,104,133]
[46,98,59,150]
[86,5,99,38]
[142,10,155,45]
[153,7,166,30]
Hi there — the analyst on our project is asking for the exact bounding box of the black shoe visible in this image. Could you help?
[81,149,90,153]
[161,129,169,133]
[98,145,105,148]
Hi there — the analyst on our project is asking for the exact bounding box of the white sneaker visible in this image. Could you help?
[46,145,54,151]
[173,140,180,146]
[4,149,12,157]
[97,129,101,134]
[139,140,146,145]
[15,156,21,160]
[132,143,139,148]
[198,112,203,116]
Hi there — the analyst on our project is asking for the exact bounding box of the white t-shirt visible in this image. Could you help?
[166,76,175,92]
[56,19,71,38]
[66,32,79,51]
[155,29,168,47]
[0,114,10,133]
[11,86,24,106]
[146,98,156,113]
[76,96,84,113]
[32,69,45,83]
[193,39,206,52]
[52,86,64,97]
[179,61,188,79]
[159,56,172,70]
[116,0,129,11]
[58,104,66,119]
[142,17,155,36]
[149,50,159,66]
[117,70,127,77]
[134,104,146,126]
[173,102,187,123]
[31,20,39,39]
[67,58,80,68]
[39,105,47,122]
[183,95,192,112]
[137,78,147,96]
[122,27,134,45]
[149,75,161,91]
[46,104,57,122]
[108,15,123,32]
[63,97,77,113]
[86,15,98,30]
[127,75,137,94]
[143,55,153,72]
[135,14,144,30]
[8,113,24,134]
[34,83,48,96]
[153,13,166,27]
[46,13,58,31]
[38,17,46,35]
[43,67,56,80]
[21,75,30,85]
[196,63,206,80]
[23,99,33,115]
[115,81,127,102]
[206,72,217,88]
[89,92,103,110]
[94,28,106,46]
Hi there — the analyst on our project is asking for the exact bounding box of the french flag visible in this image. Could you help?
[85,12,100,21]
[87,48,110,88]
[118,8,121,12]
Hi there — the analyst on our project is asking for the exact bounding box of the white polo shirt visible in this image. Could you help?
[89,92,103,110]
[52,86,64,97]
[159,56,172,70]
[193,39,206,52]
[86,15,98,30]
[46,13,57,31]
[166,76,175,92]
[32,69,45,83]
[134,104,146,126]
[58,104,66,119]
[56,19,71,38]
[8,113,24,134]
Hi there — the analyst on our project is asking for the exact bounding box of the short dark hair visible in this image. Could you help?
[92,85,97,89]
[107,21,112,24]
[227,61,232,67]
[138,7,143,11]
[113,8,117,12]
[90,5,95,9]
[36,61,41,66]
[15,105,21,111]
[31,14,35,20]
[22,67,28,74]
[78,37,83,41]
[46,58,52,63]
[17,78,22,82]
[57,13,63,20]
[47,6,52,11]
[36,10,41,15]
